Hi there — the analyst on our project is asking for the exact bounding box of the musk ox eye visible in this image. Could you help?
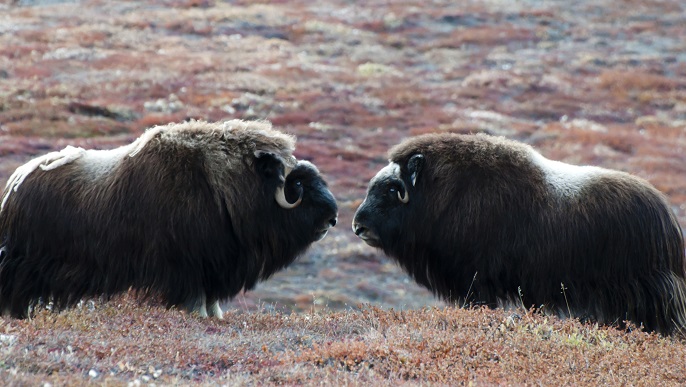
[388,185,409,203]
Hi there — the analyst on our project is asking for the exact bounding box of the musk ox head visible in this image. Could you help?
[0,119,337,319]
[351,154,424,249]
[353,132,686,335]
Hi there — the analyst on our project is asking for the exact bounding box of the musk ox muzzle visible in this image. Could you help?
[353,132,686,335]
[0,119,338,319]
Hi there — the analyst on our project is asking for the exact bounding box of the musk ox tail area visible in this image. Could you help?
[0,119,338,318]
[353,132,686,335]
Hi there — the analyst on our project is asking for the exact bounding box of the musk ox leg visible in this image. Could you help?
[1,301,32,319]
[206,298,224,319]
[183,293,208,318]
[180,294,223,319]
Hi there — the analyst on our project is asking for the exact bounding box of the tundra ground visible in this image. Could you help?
[1,0,685,384]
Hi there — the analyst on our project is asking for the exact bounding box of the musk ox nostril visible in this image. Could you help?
[353,224,366,236]
[329,217,337,227]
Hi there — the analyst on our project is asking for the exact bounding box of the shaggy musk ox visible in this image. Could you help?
[0,120,338,318]
[353,133,686,335]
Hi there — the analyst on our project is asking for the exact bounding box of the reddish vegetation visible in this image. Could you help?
[2,295,686,385]
[0,0,685,384]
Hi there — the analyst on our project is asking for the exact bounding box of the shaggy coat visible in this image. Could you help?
[353,133,686,335]
[0,120,338,318]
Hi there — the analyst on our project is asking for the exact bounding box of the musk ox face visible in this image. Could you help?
[0,120,337,319]
[256,153,338,244]
[286,162,338,241]
[353,133,686,335]
[352,156,423,249]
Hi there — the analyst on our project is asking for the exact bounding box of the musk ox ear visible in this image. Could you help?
[254,150,286,181]
[407,154,424,187]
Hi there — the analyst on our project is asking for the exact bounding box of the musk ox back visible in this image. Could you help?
[0,120,338,318]
[352,132,686,335]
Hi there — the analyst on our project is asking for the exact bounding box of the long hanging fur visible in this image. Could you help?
[353,133,686,335]
[0,120,338,318]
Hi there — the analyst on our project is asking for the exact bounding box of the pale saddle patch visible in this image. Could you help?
[528,149,605,198]
[1,146,86,212]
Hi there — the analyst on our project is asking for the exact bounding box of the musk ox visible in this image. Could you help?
[0,119,338,318]
[352,132,686,335]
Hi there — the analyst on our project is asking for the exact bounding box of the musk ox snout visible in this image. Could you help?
[0,119,337,319]
[317,214,338,241]
[355,132,686,335]
[352,217,381,248]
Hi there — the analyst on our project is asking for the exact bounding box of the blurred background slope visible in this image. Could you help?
[1,0,684,312]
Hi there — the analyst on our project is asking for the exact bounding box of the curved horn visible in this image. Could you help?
[275,186,302,209]
[275,166,303,209]
[397,180,409,204]
[397,190,409,204]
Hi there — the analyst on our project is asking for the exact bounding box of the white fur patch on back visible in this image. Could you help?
[1,146,86,212]
[40,146,86,171]
[129,126,164,157]
[81,145,137,178]
[528,149,604,197]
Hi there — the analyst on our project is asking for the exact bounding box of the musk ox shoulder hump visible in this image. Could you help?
[153,119,295,155]
[388,132,609,198]
[472,133,621,198]
[1,120,297,212]
[137,119,296,163]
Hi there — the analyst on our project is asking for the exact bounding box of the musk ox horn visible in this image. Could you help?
[275,166,302,209]
[275,186,302,209]
[397,181,409,203]
[397,190,409,203]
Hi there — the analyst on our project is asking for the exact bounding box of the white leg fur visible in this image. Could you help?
[184,293,208,318]
[206,299,224,319]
